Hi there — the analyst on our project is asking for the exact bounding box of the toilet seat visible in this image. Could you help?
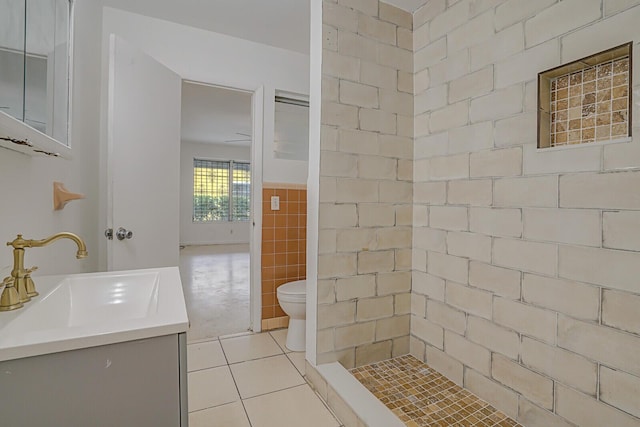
[277,280,306,303]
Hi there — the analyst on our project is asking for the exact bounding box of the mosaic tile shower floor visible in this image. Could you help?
[351,355,523,427]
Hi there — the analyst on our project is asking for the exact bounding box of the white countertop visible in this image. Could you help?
[0,267,189,362]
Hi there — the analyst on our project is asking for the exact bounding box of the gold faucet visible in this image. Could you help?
[0,232,88,311]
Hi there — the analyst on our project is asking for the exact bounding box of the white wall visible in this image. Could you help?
[180,141,251,245]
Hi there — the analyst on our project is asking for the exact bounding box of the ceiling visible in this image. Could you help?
[181,83,252,146]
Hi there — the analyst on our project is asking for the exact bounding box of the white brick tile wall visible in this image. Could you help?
[426,299,466,335]
[494,0,557,31]
[470,147,523,177]
[445,281,493,319]
[522,273,600,321]
[465,368,519,419]
[523,208,601,246]
[558,315,640,376]
[447,179,492,206]
[492,354,554,410]
[449,66,494,103]
[425,344,464,386]
[522,144,602,175]
[447,231,492,262]
[494,40,559,89]
[467,316,520,359]
[602,289,640,335]
[518,398,576,427]
[494,298,556,344]
[445,330,491,375]
[600,366,640,419]
[430,101,469,133]
[494,113,536,147]
[556,384,640,427]
[430,206,468,231]
[525,0,601,48]
[559,245,640,293]
[412,315,444,349]
[430,1,469,40]
[493,237,557,275]
[604,211,640,251]
[428,252,469,283]
[469,261,521,299]
[469,207,523,238]
[412,272,446,301]
[470,23,524,71]
[448,121,494,154]
[521,337,597,396]
[494,176,558,208]
[469,85,523,123]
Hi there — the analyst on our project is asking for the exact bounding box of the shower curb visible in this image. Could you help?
[306,361,404,427]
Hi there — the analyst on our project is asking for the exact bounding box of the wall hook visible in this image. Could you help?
[53,182,84,210]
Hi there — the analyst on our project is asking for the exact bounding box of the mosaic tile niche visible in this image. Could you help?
[538,42,632,148]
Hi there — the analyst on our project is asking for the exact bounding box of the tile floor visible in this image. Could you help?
[351,355,523,427]
[180,244,251,342]
[187,329,342,427]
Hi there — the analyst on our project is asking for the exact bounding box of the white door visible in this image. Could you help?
[106,35,181,271]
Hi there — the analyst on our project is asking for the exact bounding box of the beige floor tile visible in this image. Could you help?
[221,332,283,364]
[243,384,340,427]
[187,340,227,372]
[188,366,239,411]
[230,354,305,399]
[189,401,250,427]
[287,351,306,376]
[269,329,291,353]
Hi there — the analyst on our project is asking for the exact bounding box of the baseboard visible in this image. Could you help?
[261,316,289,331]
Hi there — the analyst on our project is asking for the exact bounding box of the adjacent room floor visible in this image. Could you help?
[186,330,342,427]
[180,244,251,342]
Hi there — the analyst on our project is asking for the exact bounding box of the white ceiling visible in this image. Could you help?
[181,82,252,146]
[102,0,311,54]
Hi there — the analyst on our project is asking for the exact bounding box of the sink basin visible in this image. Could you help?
[0,267,188,361]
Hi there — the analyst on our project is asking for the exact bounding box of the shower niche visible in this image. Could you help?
[538,42,632,149]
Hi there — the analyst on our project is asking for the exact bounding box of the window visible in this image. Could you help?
[193,159,251,222]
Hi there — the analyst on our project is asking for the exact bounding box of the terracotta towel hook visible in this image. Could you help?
[53,182,84,210]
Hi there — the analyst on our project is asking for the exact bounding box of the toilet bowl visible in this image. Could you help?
[276,279,306,351]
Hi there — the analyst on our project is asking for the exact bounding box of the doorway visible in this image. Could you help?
[179,81,258,342]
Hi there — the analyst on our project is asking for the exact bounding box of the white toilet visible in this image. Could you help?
[276,279,306,351]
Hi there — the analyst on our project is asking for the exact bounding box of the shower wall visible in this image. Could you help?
[411,1,640,426]
[317,0,414,368]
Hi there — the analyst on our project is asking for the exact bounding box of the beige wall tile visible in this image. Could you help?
[429,0,468,40]
[414,0,446,26]
[560,171,640,210]
[379,2,412,29]
[412,272,446,301]
[412,316,444,349]
[602,289,640,336]
[336,275,376,301]
[318,253,358,279]
[469,207,523,238]
[447,231,492,263]
[494,112,536,147]
[377,44,413,72]
[447,122,494,155]
[445,330,491,375]
[556,384,640,427]
[359,108,396,134]
[321,151,358,177]
[492,354,553,410]
[494,40,558,89]
[559,245,640,294]
[394,293,411,315]
[470,85,523,123]
[494,298,556,344]
[464,368,518,419]
[376,314,411,340]
[338,31,378,62]
[448,179,492,206]
[339,80,379,108]
[449,66,494,103]
[467,316,520,359]
[523,144,601,175]
[523,208,601,247]
[430,101,469,133]
[377,271,412,295]
[426,300,467,335]
[414,227,447,252]
[324,2,359,32]
[379,181,412,203]
[425,344,464,386]
[323,51,360,81]
[318,279,337,304]
[392,335,410,357]
[470,147,522,178]
[318,301,356,329]
[338,0,378,16]
[470,23,524,71]
[335,321,376,349]
[414,182,447,204]
[493,237,557,275]
[411,293,427,317]
[428,153,470,181]
[338,129,379,155]
[358,203,395,227]
[603,211,640,251]
[358,14,396,45]
[319,203,358,228]
[494,0,556,30]
[521,337,597,396]
[524,0,601,48]
[522,274,600,321]
[600,366,640,419]
[430,206,468,231]
[379,89,413,116]
[558,315,640,377]
[447,10,494,53]
[397,70,413,93]
[428,252,469,284]
[336,228,376,252]
[360,61,397,90]
[357,250,395,274]
[518,398,576,427]
[469,261,521,299]
[355,340,393,366]
[446,281,493,319]
[494,176,558,208]
[322,101,359,128]
[410,336,426,360]
[415,85,447,115]
[414,38,447,71]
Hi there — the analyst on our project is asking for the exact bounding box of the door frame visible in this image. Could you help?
[181,80,264,333]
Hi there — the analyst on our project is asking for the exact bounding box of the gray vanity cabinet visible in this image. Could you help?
[0,333,188,426]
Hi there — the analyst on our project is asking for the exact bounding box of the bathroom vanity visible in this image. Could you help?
[0,267,189,426]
